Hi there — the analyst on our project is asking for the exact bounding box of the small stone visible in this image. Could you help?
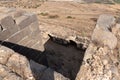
[102,59,108,65]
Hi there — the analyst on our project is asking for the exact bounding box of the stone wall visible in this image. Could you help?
[75,14,120,80]
[0,8,43,52]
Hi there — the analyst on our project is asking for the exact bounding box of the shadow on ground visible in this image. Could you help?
[0,37,86,80]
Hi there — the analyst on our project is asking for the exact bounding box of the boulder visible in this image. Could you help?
[0,45,35,80]
[96,14,116,31]
[92,14,117,49]
[92,26,117,49]
[76,14,120,80]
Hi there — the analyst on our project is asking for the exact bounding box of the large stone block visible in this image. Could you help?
[6,53,35,80]
[0,14,19,33]
[0,29,13,41]
[17,36,31,46]
[13,10,26,18]
[3,72,23,80]
[26,40,38,48]
[96,14,116,31]
[16,13,38,30]
[92,26,117,49]
[8,26,31,44]
[7,31,23,43]
[92,14,117,49]
[31,41,44,51]
[29,31,41,41]
[29,21,40,32]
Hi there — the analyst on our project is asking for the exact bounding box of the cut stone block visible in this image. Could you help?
[29,30,41,40]
[31,41,44,51]
[29,21,39,32]
[16,14,38,30]
[7,31,23,43]
[26,40,38,48]
[6,53,34,80]
[17,36,31,46]
[0,29,11,41]
[96,14,116,31]
[0,14,19,36]
[8,26,31,44]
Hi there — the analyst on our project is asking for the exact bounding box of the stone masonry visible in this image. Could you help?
[0,7,43,52]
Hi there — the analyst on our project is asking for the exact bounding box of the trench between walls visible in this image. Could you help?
[0,34,88,80]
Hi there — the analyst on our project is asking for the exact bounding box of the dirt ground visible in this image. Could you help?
[1,1,120,37]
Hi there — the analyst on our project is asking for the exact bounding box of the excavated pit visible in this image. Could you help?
[0,35,87,80]
[0,8,89,80]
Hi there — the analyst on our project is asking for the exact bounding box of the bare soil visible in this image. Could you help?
[0,1,120,37]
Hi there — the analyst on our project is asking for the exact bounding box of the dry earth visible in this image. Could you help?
[0,1,120,80]
[0,1,120,38]
[0,0,120,37]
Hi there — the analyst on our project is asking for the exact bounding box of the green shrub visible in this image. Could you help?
[66,16,75,19]
[39,12,49,16]
[114,0,120,3]
[48,15,59,19]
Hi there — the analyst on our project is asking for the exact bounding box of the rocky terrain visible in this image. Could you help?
[0,0,120,80]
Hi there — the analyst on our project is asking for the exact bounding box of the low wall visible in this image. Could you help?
[0,8,42,52]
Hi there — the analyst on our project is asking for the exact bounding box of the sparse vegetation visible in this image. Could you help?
[32,4,41,8]
[90,18,97,22]
[66,16,75,19]
[114,0,120,3]
[48,15,59,19]
[39,12,49,16]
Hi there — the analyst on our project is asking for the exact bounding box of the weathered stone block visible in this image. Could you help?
[7,31,23,43]
[3,73,23,80]
[92,14,117,49]
[26,40,38,48]
[92,26,117,49]
[6,53,35,80]
[17,36,31,46]
[0,64,11,78]
[13,10,25,18]
[96,14,116,31]
[8,26,31,44]
[20,26,31,38]
[0,46,14,64]
[0,14,15,28]
[29,31,41,41]
[16,14,38,30]
[29,21,39,32]
[0,14,19,32]
[31,41,44,51]
[0,29,11,41]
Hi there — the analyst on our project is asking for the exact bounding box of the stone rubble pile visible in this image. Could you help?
[0,7,120,80]
[76,14,120,80]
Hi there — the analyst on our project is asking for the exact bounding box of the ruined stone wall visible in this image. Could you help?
[75,14,120,80]
[0,8,43,52]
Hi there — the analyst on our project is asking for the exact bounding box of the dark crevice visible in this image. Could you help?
[0,25,4,32]
[0,36,86,80]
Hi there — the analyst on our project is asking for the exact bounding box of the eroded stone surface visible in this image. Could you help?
[92,14,117,49]
[0,45,35,80]
[76,14,120,80]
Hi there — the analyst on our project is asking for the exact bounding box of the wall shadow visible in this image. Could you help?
[0,37,86,80]
[44,37,85,80]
